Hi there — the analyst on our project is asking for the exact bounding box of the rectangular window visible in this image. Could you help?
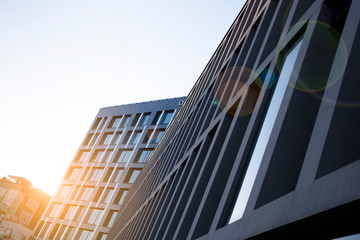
[88,168,104,181]
[57,185,72,198]
[114,189,129,205]
[100,132,114,145]
[49,224,60,239]
[152,111,162,125]
[83,133,99,146]
[135,149,154,163]
[120,115,131,127]
[76,150,91,162]
[85,208,104,225]
[91,118,102,130]
[139,113,151,126]
[90,150,105,162]
[78,186,94,201]
[111,168,124,183]
[160,110,174,124]
[103,210,118,228]
[228,38,303,224]
[114,149,133,163]
[131,113,141,126]
[103,149,113,163]
[25,198,40,211]
[124,169,141,184]
[129,131,142,144]
[94,187,114,203]
[61,205,83,221]
[61,205,76,220]
[59,225,74,240]
[150,129,166,144]
[67,168,82,180]
[109,115,122,129]
[38,222,51,238]
[112,132,122,145]
[46,203,61,217]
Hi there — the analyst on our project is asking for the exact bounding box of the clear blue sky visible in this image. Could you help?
[0,0,246,195]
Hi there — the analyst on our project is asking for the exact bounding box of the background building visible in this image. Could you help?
[108,0,360,239]
[0,175,50,240]
[32,97,185,240]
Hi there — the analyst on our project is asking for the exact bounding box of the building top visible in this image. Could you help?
[97,97,186,117]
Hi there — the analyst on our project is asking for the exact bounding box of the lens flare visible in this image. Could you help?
[214,66,263,117]
[276,20,348,94]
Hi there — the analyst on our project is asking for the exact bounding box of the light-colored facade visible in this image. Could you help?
[32,97,185,240]
[0,176,50,240]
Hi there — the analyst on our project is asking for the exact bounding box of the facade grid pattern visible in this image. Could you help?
[108,0,360,239]
[31,97,185,240]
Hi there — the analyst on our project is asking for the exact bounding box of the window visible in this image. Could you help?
[90,150,113,163]
[76,150,91,162]
[160,110,174,124]
[120,115,131,127]
[111,168,124,183]
[114,149,133,163]
[90,150,105,162]
[124,169,141,184]
[61,205,83,221]
[88,168,104,181]
[135,149,154,163]
[58,225,74,240]
[85,208,104,225]
[100,132,114,145]
[112,132,122,145]
[114,189,129,205]
[109,115,122,128]
[38,222,51,238]
[78,186,94,201]
[139,113,151,126]
[83,133,99,146]
[26,198,40,211]
[130,131,142,144]
[131,113,141,126]
[76,229,93,240]
[3,189,18,207]
[49,224,60,239]
[103,210,118,228]
[103,149,114,162]
[228,38,303,224]
[0,187,7,197]
[91,118,102,130]
[152,111,162,125]
[150,129,166,144]
[67,167,82,180]
[94,187,114,203]
[47,203,62,217]
[58,185,72,198]
[101,188,114,203]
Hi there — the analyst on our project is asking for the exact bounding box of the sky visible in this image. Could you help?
[0,0,246,195]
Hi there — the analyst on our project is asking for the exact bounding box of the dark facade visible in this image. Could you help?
[0,176,50,240]
[108,0,360,239]
[32,97,185,240]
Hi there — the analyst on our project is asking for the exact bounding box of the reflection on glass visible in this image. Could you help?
[228,39,303,224]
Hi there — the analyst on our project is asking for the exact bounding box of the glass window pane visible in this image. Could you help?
[229,39,303,224]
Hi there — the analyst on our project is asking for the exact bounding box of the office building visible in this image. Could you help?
[0,175,50,240]
[32,97,185,240]
[108,0,360,239]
